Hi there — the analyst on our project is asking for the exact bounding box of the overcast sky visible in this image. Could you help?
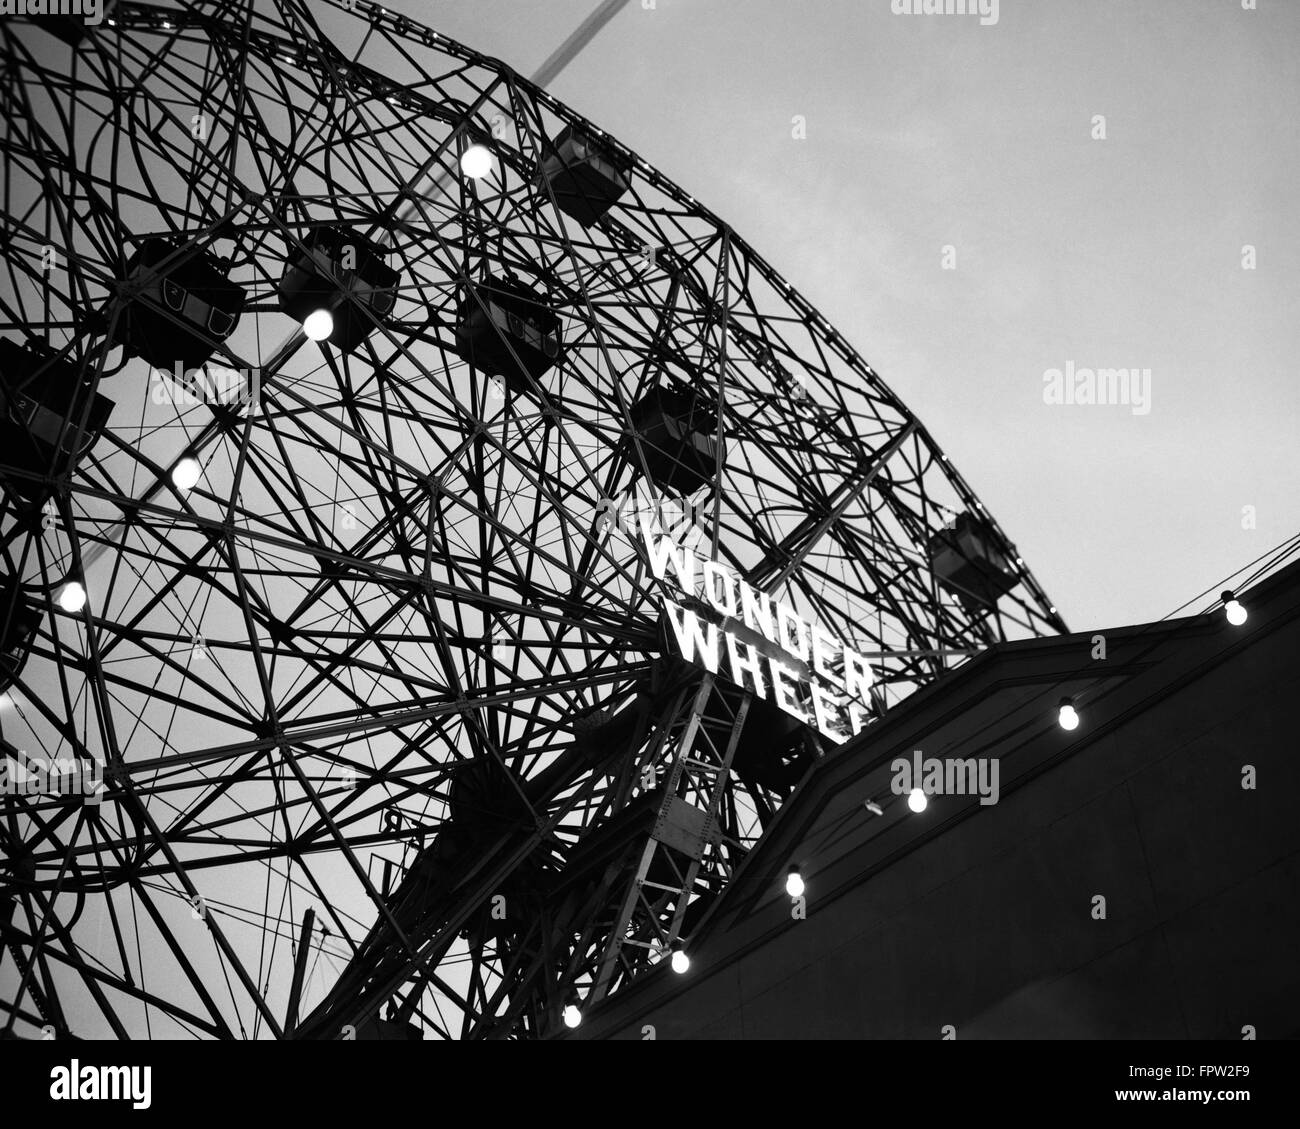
[382,0,1299,633]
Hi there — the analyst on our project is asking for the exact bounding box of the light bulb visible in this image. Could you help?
[1222,590,1247,626]
[907,787,928,813]
[785,866,804,898]
[171,456,202,492]
[562,1004,582,1029]
[460,143,493,179]
[303,308,334,342]
[1058,698,1079,731]
[670,949,690,975]
[58,580,87,613]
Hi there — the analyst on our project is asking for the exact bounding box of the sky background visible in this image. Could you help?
[381,0,1299,634]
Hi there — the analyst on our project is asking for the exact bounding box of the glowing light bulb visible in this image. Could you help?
[670,949,690,975]
[303,308,334,341]
[562,1004,582,1029]
[785,866,804,898]
[1222,590,1247,626]
[460,143,493,179]
[1058,698,1079,731]
[907,787,928,813]
[58,580,87,613]
[171,456,202,492]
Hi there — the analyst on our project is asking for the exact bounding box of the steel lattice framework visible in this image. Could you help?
[0,0,1064,1040]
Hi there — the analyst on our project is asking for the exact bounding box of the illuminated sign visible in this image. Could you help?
[643,527,876,745]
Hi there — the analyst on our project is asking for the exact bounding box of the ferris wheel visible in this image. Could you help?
[0,0,1063,1040]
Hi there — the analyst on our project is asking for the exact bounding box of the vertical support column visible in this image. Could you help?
[590,676,753,1002]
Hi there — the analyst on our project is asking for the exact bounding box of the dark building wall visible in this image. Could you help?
[575,573,1300,1040]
